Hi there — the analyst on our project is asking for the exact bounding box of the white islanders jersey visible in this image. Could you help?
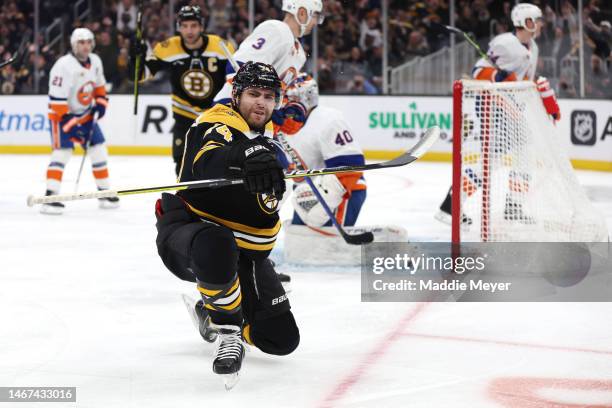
[48,53,106,116]
[284,106,364,171]
[475,32,539,81]
[214,20,306,102]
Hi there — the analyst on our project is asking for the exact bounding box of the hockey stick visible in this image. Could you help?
[432,23,500,70]
[133,0,144,115]
[74,113,98,193]
[220,41,239,72]
[27,127,439,207]
[275,132,373,245]
[0,35,28,69]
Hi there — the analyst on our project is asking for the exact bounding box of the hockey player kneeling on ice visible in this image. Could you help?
[276,75,406,265]
[41,28,119,215]
[155,62,298,389]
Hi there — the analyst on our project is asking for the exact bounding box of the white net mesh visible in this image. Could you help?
[456,80,609,242]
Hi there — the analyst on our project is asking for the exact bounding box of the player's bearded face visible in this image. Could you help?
[75,40,93,61]
[239,88,276,129]
[179,21,203,45]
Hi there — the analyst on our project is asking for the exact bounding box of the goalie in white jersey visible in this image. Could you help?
[437,3,561,225]
[278,74,367,227]
[41,28,118,214]
[213,0,324,115]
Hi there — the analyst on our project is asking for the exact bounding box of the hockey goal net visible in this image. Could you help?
[452,79,608,243]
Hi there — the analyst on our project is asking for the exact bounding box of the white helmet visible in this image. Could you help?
[286,73,319,112]
[511,3,542,32]
[282,0,324,37]
[70,28,95,53]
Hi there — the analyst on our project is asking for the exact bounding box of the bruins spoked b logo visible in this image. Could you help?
[181,69,213,99]
[257,193,280,215]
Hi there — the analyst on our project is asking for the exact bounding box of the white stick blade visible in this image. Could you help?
[410,126,440,159]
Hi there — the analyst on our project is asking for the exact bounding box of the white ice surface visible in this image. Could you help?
[1,154,612,408]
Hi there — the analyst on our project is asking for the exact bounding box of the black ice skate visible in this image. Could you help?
[181,294,218,343]
[98,196,120,209]
[212,324,245,390]
[277,272,291,283]
[434,189,472,227]
[504,197,535,224]
[40,190,65,215]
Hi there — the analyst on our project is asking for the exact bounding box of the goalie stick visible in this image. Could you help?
[26,126,440,206]
[0,35,28,69]
[275,132,374,245]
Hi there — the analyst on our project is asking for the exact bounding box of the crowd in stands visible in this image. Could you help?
[0,0,610,97]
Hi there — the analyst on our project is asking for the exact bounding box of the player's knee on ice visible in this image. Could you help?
[248,311,300,356]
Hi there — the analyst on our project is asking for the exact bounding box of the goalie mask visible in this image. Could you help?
[282,0,324,37]
[70,28,95,54]
[286,74,319,112]
[511,3,542,33]
[231,61,283,111]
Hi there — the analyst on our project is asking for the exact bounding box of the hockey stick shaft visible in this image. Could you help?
[0,36,28,69]
[275,132,373,245]
[27,127,439,206]
[436,24,500,70]
[133,0,144,115]
[220,41,239,72]
[74,113,98,192]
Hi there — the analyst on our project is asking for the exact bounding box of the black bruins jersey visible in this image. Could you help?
[144,35,234,120]
[177,104,280,258]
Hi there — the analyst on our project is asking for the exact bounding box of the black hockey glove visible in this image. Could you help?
[227,138,286,198]
[129,38,147,80]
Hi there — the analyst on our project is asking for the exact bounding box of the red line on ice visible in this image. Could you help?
[317,302,428,408]
[401,332,612,356]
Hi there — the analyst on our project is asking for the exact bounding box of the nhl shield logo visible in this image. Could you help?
[571,110,597,146]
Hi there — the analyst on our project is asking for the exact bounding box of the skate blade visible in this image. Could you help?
[434,211,471,231]
[182,294,218,343]
[221,372,240,391]
[40,205,64,215]
[434,210,452,225]
[99,200,120,209]
[181,294,200,331]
